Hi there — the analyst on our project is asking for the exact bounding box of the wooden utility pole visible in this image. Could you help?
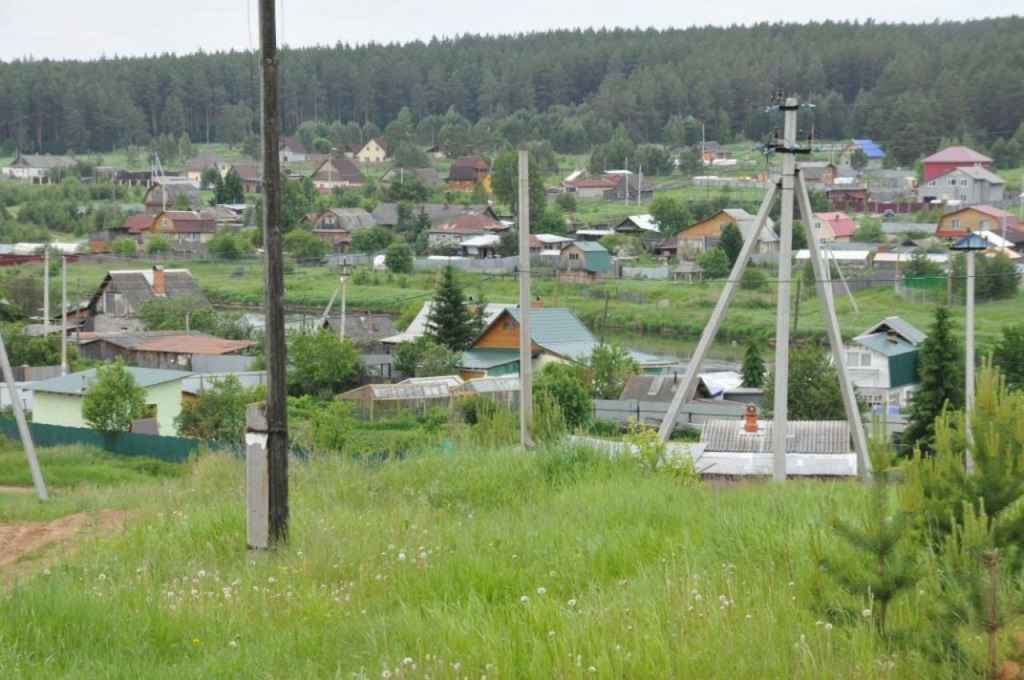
[517,150,533,448]
[60,256,68,374]
[43,248,50,336]
[256,0,289,548]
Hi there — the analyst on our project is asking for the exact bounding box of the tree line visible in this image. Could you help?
[1,19,1022,166]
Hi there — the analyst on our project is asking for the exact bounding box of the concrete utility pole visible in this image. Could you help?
[0,331,46,500]
[657,93,871,483]
[251,0,289,549]
[43,248,50,336]
[60,255,68,374]
[517,150,533,448]
[770,97,798,481]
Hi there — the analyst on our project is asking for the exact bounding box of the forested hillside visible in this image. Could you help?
[1,18,1022,165]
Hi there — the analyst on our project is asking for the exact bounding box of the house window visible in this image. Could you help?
[846,351,871,367]
[960,179,968,186]
[948,179,957,186]
[960,195,967,202]
[951,219,961,228]
[929,180,936,187]
[980,220,990,229]
[502,320,515,331]
[162,218,168,227]
[569,252,579,261]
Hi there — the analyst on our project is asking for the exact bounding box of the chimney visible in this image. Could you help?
[744,404,759,433]
[152,265,165,295]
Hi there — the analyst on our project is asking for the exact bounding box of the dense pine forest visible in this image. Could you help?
[1,18,1022,165]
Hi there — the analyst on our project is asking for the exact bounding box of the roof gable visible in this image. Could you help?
[924,146,992,164]
[857,316,926,345]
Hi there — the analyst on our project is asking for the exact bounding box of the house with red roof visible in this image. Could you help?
[936,205,1020,241]
[812,212,858,243]
[310,158,365,191]
[922,146,992,183]
[279,136,307,163]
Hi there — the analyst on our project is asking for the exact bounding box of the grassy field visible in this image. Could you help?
[0,438,981,679]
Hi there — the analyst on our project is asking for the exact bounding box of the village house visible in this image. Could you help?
[700,141,733,164]
[935,205,1020,240]
[30,366,192,435]
[84,266,210,332]
[378,167,444,187]
[922,145,993,183]
[352,138,388,163]
[557,241,612,284]
[917,166,1006,205]
[613,214,660,236]
[77,331,255,371]
[380,302,514,351]
[427,211,508,250]
[143,179,201,213]
[460,307,670,379]
[838,139,886,170]
[371,202,496,229]
[310,157,364,191]
[459,234,500,259]
[447,155,492,191]
[2,153,75,183]
[675,209,778,256]
[184,151,231,182]
[812,212,858,243]
[842,316,925,411]
[798,162,838,185]
[562,176,619,199]
[230,162,262,194]
[279,136,308,164]
[310,208,377,253]
[127,210,217,246]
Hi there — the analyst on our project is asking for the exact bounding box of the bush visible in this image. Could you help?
[740,267,768,290]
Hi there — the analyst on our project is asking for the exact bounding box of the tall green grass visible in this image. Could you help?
[0,443,961,678]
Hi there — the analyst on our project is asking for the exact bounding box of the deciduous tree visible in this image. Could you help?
[82,360,148,433]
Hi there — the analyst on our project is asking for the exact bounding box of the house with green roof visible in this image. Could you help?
[459,307,671,379]
[558,241,612,284]
[30,366,192,435]
[842,316,925,411]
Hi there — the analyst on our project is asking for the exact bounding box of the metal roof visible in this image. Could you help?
[854,332,918,358]
[857,316,926,345]
[923,146,992,164]
[460,349,521,370]
[701,419,851,454]
[851,139,886,158]
[568,241,612,273]
[32,366,193,396]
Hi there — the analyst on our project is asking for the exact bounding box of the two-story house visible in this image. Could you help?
[917,166,1006,205]
[842,316,926,411]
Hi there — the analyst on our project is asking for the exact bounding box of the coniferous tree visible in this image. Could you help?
[426,266,479,352]
[719,222,744,267]
[903,306,964,454]
[740,342,766,388]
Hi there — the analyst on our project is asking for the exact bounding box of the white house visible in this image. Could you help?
[842,316,925,411]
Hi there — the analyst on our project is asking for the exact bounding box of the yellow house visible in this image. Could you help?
[31,366,192,435]
[185,151,231,182]
[676,209,778,255]
[354,138,388,163]
[936,205,1018,239]
[135,210,218,245]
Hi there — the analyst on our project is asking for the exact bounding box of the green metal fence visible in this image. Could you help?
[0,420,240,463]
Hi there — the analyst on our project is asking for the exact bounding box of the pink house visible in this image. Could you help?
[922,146,992,183]
[812,212,857,243]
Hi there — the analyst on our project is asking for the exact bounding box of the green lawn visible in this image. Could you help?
[0,442,970,678]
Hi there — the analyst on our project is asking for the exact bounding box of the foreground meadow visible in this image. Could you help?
[0,444,960,678]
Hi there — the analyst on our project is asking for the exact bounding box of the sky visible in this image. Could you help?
[0,1,1019,62]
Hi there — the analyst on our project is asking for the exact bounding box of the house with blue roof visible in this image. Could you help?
[840,139,886,171]
[459,307,672,379]
[841,316,925,411]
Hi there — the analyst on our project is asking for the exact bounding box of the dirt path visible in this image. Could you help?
[0,509,134,586]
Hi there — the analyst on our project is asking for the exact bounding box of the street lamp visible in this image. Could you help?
[950,232,992,415]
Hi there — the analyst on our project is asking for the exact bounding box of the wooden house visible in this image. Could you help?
[310,158,365,191]
[84,266,209,332]
[447,156,491,191]
[676,209,778,255]
[2,153,75,183]
[143,180,201,213]
[310,208,377,253]
[557,241,612,284]
[353,138,388,163]
[812,212,857,243]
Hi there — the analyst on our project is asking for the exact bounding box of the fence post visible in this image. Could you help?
[246,402,270,550]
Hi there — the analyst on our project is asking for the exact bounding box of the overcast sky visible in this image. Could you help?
[0,2,1018,62]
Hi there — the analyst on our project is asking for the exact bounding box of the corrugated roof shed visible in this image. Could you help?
[701,420,851,454]
[851,139,886,159]
[32,366,193,395]
[569,241,612,273]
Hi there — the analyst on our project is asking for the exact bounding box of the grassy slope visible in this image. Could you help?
[0,444,954,678]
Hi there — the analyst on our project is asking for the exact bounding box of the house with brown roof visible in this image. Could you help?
[85,266,210,332]
[562,177,619,198]
[447,156,491,191]
[310,208,377,253]
[279,136,308,163]
[700,141,732,164]
[231,162,263,193]
[143,179,201,213]
[353,138,388,163]
[185,151,231,182]
[922,146,992,183]
[799,162,838,185]
[372,202,497,228]
[812,212,857,243]
[427,211,508,250]
[310,158,365,191]
[379,167,444,187]
[77,331,255,371]
[127,210,217,246]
